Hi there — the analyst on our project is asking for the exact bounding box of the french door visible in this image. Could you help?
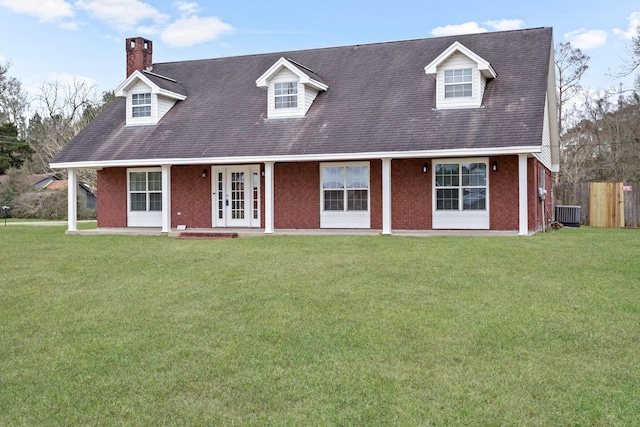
[211,166,260,228]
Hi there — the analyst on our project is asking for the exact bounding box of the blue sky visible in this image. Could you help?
[0,0,638,102]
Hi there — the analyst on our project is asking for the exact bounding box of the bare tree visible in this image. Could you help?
[555,42,590,136]
[28,78,102,189]
[0,61,30,136]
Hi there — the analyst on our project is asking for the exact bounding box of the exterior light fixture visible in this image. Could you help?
[492,161,498,172]
[422,162,428,173]
[202,169,208,178]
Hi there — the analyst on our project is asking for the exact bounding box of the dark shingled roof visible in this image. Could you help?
[52,27,553,165]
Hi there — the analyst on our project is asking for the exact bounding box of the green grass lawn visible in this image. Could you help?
[1,225,638,425]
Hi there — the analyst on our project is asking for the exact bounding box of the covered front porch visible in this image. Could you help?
[63,153,533,236]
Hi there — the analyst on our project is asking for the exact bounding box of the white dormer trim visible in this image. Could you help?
[425,41,497,110]
[424,41,497,79]
[256,57,328,91]
[256,57,328,119]
[115,70,187,126]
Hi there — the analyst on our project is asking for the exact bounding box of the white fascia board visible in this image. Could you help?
[115,70,186,100]
[50,145,541,170]
[424,41,497,79]
[256,57,328,91]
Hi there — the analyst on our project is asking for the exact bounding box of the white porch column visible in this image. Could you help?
[161,164,171,233]
[67,168,78,232]
[264,162,274,234]
[518,154,528,236]
[381,158,392,235]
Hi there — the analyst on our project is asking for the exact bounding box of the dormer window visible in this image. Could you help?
[132,93,152,117]
[274,82,298,109]
[444,69,472,98]
[115,70,187,126]
[424,41,496,110]
[256,57,328,119]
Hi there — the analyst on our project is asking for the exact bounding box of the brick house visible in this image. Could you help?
[51,27,559,235]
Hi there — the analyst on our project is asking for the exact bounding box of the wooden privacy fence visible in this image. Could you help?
[554,182,639,228]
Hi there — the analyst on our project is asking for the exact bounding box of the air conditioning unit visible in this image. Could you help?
[555,205,581,227]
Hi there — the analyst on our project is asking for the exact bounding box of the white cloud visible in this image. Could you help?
[613,11,640,39]
[431,22,487,37]
[161,15,234,47]
[564,28,608,50]
[174,1,199,16]
[0,0,73,21]
[75,0,169,31]
[0,54,6,62]
[485,19,524,32]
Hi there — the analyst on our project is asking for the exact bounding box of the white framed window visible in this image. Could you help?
[320,162,370,229]
[444,68,472,98]
[322,164,369,212]
[435,161,487,211]
[432,158,489,230]
[128,169,162,212]
[274,82,298,109]
[132,93,151,117]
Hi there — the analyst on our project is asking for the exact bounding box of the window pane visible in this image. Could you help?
[323,167,344,189]
[347,190,368,211]
[275,95,297,109]
[274,82,297,95]
[130,172,146,191]
[130,193,146,211]
[147,172,162,191]
[462,163,487,186]
[435,164,459,187]
[436,188,459,210]
[149,192,162,211]
[132,105,151,117]
[132,93,151,105]
[463,188,486,210]
[346,166,368,189]
[324,190,344,211]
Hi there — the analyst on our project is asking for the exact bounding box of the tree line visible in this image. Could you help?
[556,26,640,184]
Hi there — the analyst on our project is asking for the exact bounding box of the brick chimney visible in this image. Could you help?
[126,37,153,77]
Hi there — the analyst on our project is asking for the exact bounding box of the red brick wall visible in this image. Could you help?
[97,168,127,227]
[171,165,212,228]
[369,160,382,229]
[391,159,432,229]
[489,156,519,230]
[274,162,320,229]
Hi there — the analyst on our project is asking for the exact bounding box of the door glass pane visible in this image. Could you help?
[231,172,245,220]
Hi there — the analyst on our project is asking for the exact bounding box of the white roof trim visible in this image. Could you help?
[114,70,187,100]
[256,57,328,91]
[51,146,541,169]
[424,41,497,79]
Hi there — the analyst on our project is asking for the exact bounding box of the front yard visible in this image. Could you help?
[1,225,638,425]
